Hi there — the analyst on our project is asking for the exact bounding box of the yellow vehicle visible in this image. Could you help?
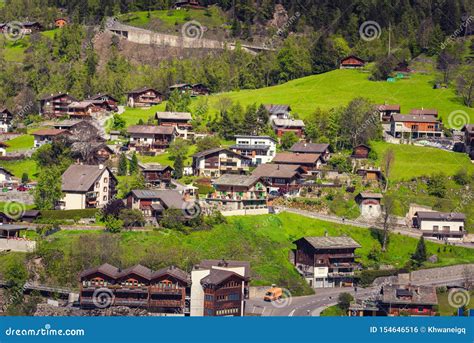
[264,286,283,301]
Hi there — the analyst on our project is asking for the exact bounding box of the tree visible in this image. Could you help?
[337,292,354,311]
[168,139,189,160]
[160,209,185,231]
[33,167,63,210]
[129,152,139,174]
[381,148,395,192]
[104,215,123,233]
[241,104,258,135]
[370,54,398,81]
[118,153,128,176]
[100,199,126,219]
[174,154,184,179]
[412,236,427,266]
[196,135,221,153]
[379,195,396,252]
[32,140,72,171]
[427,173,447,198]
[453,168,469,186]
[456,66,474,107]
[165,89,191,112]
[256,104,270,133]
[21,172,29,184]
[116,173,145,198]
[280,131,299,150]
[111,114,126,131]
[119,209,145,228]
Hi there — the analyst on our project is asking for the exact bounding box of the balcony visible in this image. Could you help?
[149,299,183,308]
[114,299,148,307]
[149,286,184,295]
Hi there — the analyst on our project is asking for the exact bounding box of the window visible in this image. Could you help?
[104,178,108,183]
[206,309,213,316]
[205,294,214,301]
[103,195,107,201]
[95,182,100,188]
[228,294,240,301]
[103,187,108,192]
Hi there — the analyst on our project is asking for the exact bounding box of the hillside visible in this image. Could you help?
[190,69,474,126]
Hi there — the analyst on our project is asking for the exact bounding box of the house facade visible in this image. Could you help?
[127,125,177,153]
[87,93,119,112]
[355,192,383,219]
[126,189,185,219]
[251,164,303,195]
[0,108,13,132]
[264,104,291,122]
[39,93,77,118]
[80,263,190,315]
[376,104,401,122]
[340,55,365,69]
[413,211,466,241]
[190,259,250,317]
[272,152,323,173]
[32,128,69,148]
[60,164,117,210]
[351,144,371,159]
[290,142,330,162]
[139,163,174,188]
[192,148,251,178]
[230,135,277,165]
[155,112,193,139]
[462,124,474,159]
[67,101,102,119]
[272,118,305,137]
[379,285,438,316]
[390,114,443,139]
[127,87,162,107]
[293,236,361,288]
[206,174,267,211]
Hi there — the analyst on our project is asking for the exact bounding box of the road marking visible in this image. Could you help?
[288,309,295,317]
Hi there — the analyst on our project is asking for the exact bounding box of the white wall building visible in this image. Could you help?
[414,211,466,241]
[230,135,277,165]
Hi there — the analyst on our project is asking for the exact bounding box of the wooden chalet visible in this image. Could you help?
[21,21,43,33]
[39,93,77,118]
[155,112,193,139]
[67,101,102,119]
[138,163,174,188]
[293,236,361,288]
[191,83,210,96]
[126,189,185,219]
[169,83,192,94]
[462,124,474,159]
[272,152,323,172]
[290,142,330,161]
[192,148,251,178]
[375,104,401,122]
[356,167,383,183]
[340,55,365,69]
[379,285,438,316]
[32,128,70,148]
[79,263,190,315]
[127,125,177,153]
[271,118,305,137]
[0,108,13,132]
[87,93,119,112]
[251,163,304,195]
[351,144,371,159]
[127,87,162,108]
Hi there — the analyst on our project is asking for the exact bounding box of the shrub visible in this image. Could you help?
[40,209,99,220]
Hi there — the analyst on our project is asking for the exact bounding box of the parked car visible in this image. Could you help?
[264,286,283,302]
[17,185,28,192]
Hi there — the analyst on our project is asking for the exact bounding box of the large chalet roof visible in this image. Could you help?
[87,93,118,102]
[130,189,184,209]
[340,55,365,64]
[80,263,120,279]
[39,92,77,101]
[127,125,176,135]
[213,174,261,188]
[192,147,251,160]
[118,264,153,280]
[376,104,400,111]
[200,269,245,286]
[195,259,251,278]
[61,164,109,192]
[356,192,383,199]
[273,118,305,128]
[32,128,69,137]
[251,163,302,179]
[139,163,173,172]
[51,119,81,128]
[155,111,192,121]
[409,109,438,116]
[0,108,13,115]
[273,152,321,164]
[415,211,466,221]
[381,285,438,305]
[127,87,160,95]
[391,114,438,123]
[290,142,329,154]
[68,101,97,109]
[297,236,361,249]
[169,83,191,89]
[264,104,291,114]
[151,266,190,284]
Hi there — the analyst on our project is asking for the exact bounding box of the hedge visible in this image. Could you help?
[39,208,99,220]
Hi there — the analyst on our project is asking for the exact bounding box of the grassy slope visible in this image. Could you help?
[25,212,474,292]
[189,69,474,125]
[0,29,58,62]
[371,141,474,181]
[0,158,37,179]
[5,134,34,152]
[437,290,474,316]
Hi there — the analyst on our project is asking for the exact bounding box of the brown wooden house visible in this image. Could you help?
[251,163,304,195]
[390,114,443,139]
[272,152,323,172]
[39,93,77,118]
[340,55,365,69]
[67,101,102,119]
[127,87,162,108]
[87,93,119,112]
[0,108,13,132]
[379,285,438,316]
[351,144,371,159]
[139,163,174,187]
[127,125,177,153]
[462,124,474,159]
[376,104,401,122]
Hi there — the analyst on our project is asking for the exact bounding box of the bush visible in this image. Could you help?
[40,209,99,220]
[337,292,354,311]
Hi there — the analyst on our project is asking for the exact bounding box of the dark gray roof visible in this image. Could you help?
[61,165,108,192]
[273,152,321,164]
[80,263,120,279]
[193,147,250,160]
[200,269,244,286]
[195,259,251,278]
[391,114,438,123]
[22,210,41,218]
[264,104,291,114]
[151,266,190,284]
[415,211,466,221]
[382,285,438,305]
[234,135,277,143]
[213,174,261,187]
[155,112,192,121]
[357,192,383,199]
[299,236,361,249]
[230,144,270,150]
[127,87,160,95]
[39,92,77,101]
[273,119,305,127]
[127,125,176,135]
[118,264,153,280]
[290,142,329,154]
[409,109,438,116]
[0,224,28,231]
[140,163,173,172]
[130,189,184,209]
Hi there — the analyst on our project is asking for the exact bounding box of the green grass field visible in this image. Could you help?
[437,289,474,316]
[5,134,34,152]
[371,141,474,181]
[20,212,474,292]
[190,69,474,126]
[119,6,227,31]
[0,158,37,179]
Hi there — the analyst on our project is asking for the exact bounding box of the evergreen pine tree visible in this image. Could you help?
[174,154,184,179]
[129,152,139,175]
[118,153,128,176]
[412,236,427,266]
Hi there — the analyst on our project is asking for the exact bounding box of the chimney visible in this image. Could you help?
[99,164,104,170]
